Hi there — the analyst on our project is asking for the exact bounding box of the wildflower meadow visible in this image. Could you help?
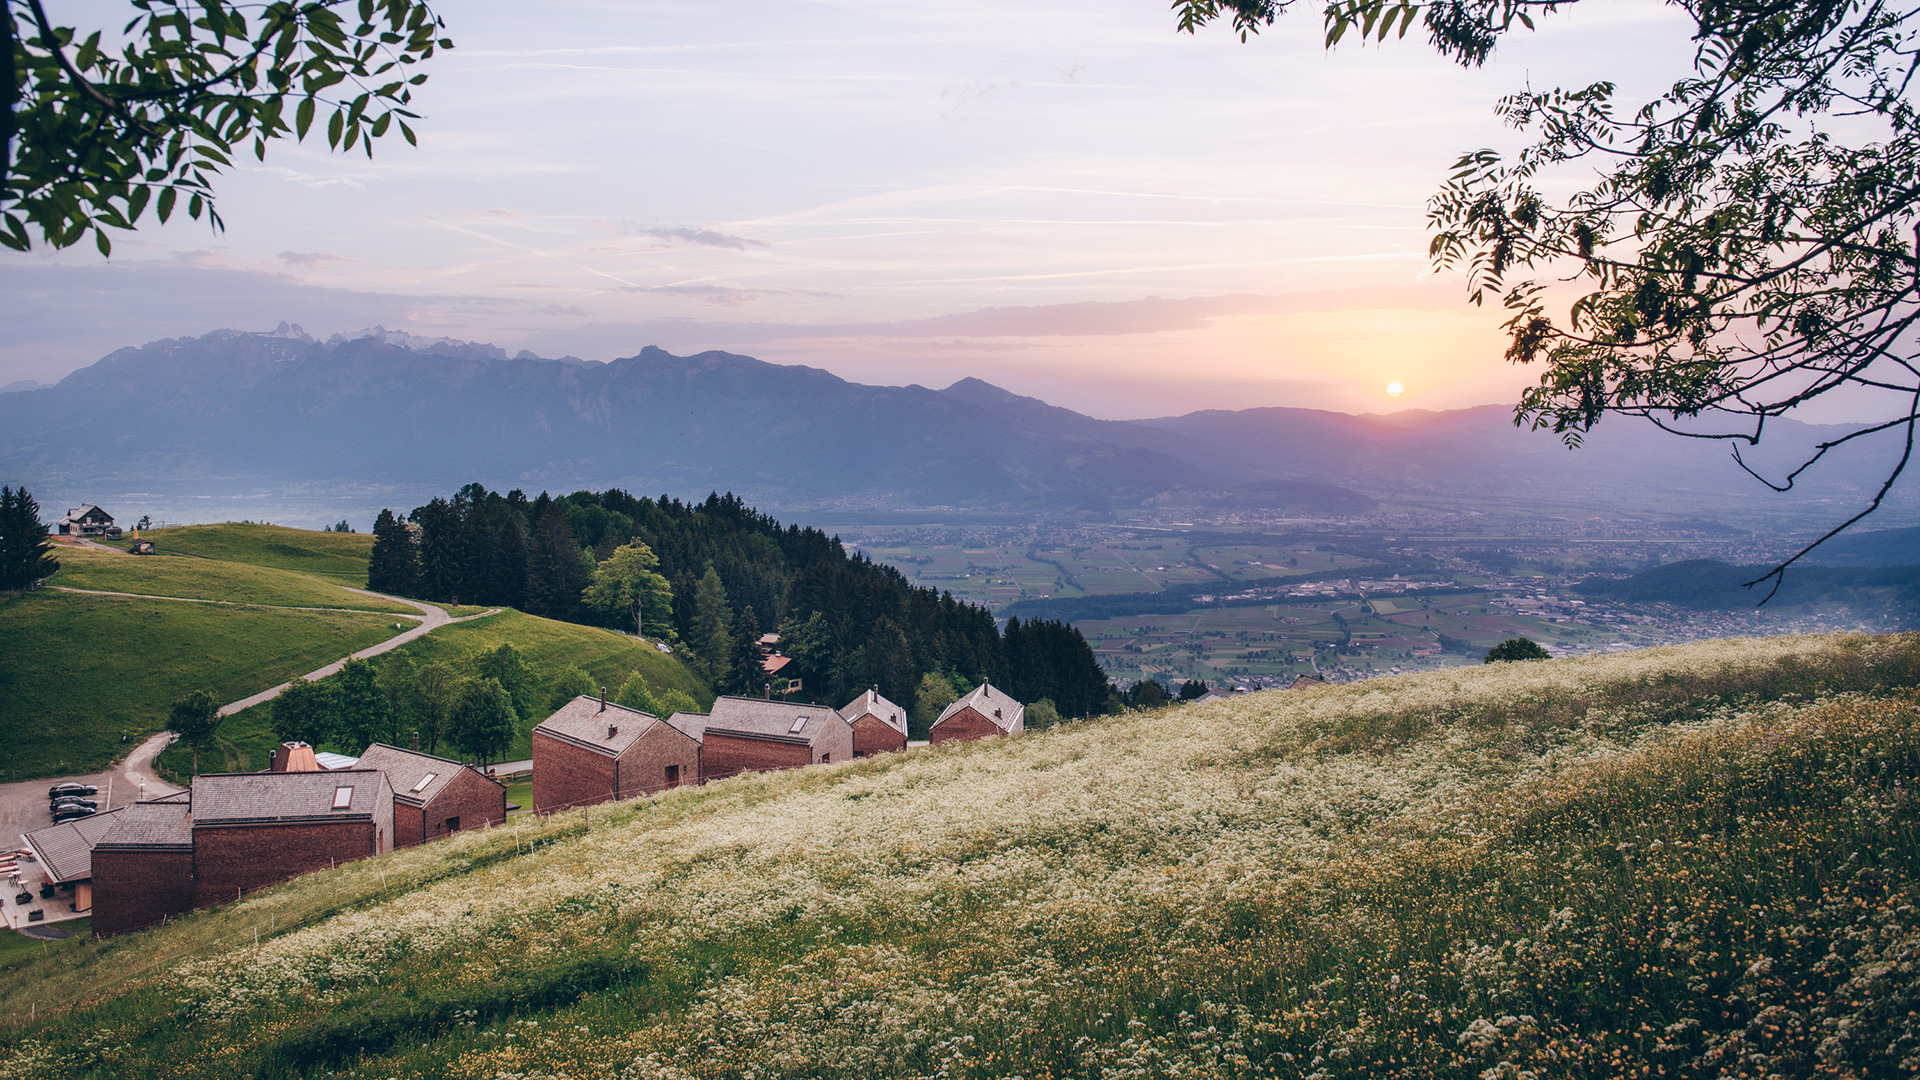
[3,632,1917,1078]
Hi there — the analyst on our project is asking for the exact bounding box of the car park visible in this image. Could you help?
[48,783,97,799]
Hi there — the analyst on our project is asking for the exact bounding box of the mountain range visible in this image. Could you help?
[1,326,1912,527]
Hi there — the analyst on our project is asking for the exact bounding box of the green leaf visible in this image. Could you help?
[296,96,316,139]
[157,186,178,223]
[95,228,112,257]
[327,109,344,149]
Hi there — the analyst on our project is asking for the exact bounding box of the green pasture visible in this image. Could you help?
[0,591,402,782]
[146,523,374,582]
[48,547,405,613]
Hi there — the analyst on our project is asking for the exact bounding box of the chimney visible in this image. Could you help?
[599,687,606,712]
[411,730,419,752]
[608,724,618,740]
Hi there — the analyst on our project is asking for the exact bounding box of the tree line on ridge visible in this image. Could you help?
[366,486,1117,727]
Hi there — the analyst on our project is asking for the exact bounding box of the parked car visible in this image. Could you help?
[48,783,97,799]
[49,799,97,813]
[50,805,97,822]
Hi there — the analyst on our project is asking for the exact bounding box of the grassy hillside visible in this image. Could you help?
[3,634,1917,1078]
[48,546,405,612]
[145,523,374,582]
[0,591,404,782]
[150,609,712,780]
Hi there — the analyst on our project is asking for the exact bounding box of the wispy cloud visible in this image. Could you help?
[278,251,352,270]
[629,226,768,251]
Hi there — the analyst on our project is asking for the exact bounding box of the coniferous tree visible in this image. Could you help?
[689,567,735,688]
[413,497,461,602]
[524,505,588,621]
[731,605,767,695]
[366,508,419,596]
[0,486,59,589]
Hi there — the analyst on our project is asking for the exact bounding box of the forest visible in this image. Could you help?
[366,486,1116,726]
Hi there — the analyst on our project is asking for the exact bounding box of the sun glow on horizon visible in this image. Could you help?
[1386,381,1404,397]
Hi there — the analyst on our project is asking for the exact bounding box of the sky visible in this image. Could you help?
[2,0,1713,419]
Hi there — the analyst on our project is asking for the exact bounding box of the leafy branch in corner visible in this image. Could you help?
[2,0,449,254]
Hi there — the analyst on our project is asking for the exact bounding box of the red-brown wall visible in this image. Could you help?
[851,715,906,757]
[701,732,810,782]
[91,849,193,937]
[532,729,618,812]
[400,768,508,846]
[615,725,701,799]
[929,707,1003,745]
[192,821,380,908]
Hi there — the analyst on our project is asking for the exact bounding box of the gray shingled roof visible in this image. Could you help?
[192,769,389,824]
[534,696,662,758]
[842,688,908,737]
[934,681,1024,734]
[95,799,193,850]
[354,743,495,806]
[705,696,848,746]
[22,808,125,884]
[665,711,709,744]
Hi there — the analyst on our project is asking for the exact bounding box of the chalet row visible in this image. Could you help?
[24,742,504,937]
[531,681,1025,813]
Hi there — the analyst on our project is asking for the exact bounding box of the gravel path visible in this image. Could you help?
[3,586,500,849]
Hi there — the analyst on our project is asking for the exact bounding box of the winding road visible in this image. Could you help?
[3,585,499,849]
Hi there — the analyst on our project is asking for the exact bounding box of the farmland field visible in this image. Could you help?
[47,547,406,613]
[145,523,375,582]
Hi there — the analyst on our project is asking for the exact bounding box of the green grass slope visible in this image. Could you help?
[0,591,404,782]
[150,609,711,779]
[4,634,1918,1080]
[49,547,406,612]
[145,523,374,582]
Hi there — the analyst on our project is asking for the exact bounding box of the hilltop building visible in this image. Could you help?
[56,504,119,538]
[929,682,1024,745]
[840,687,908,757]
[531,694,700,812]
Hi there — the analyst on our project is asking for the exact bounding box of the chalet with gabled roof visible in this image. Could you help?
[56,504,119,538]
[355,743,506,846]
[531,694,700,812]
[690,696,852,781]
[930,682,1024,745]
[841,687,907,757]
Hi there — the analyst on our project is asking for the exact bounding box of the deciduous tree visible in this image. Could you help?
[167,688,220,775]
[583,540,673,637]
[1175,0,1920,591]
[4,0,449,254]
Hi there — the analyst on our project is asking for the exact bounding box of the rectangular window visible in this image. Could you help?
[665,764,680,784]
[788,716,808,734]
[445,816,460,833]
[411,772,437,793]
[821,753,831,763]
[331,786,353,809]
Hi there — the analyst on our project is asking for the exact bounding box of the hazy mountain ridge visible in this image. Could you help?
[0,328,1910,522]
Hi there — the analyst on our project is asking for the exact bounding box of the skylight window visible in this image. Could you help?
[331,786,353,809]
[788,716,808,734]
[411,772,437,793]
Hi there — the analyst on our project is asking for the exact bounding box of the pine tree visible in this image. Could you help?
[366,508,419,596]
[0,486,59,589]
[524,505,587,621]
[689,567,734,688]
[730,605,767,695]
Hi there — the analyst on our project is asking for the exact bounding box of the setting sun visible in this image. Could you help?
[1386,382,1404,397]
